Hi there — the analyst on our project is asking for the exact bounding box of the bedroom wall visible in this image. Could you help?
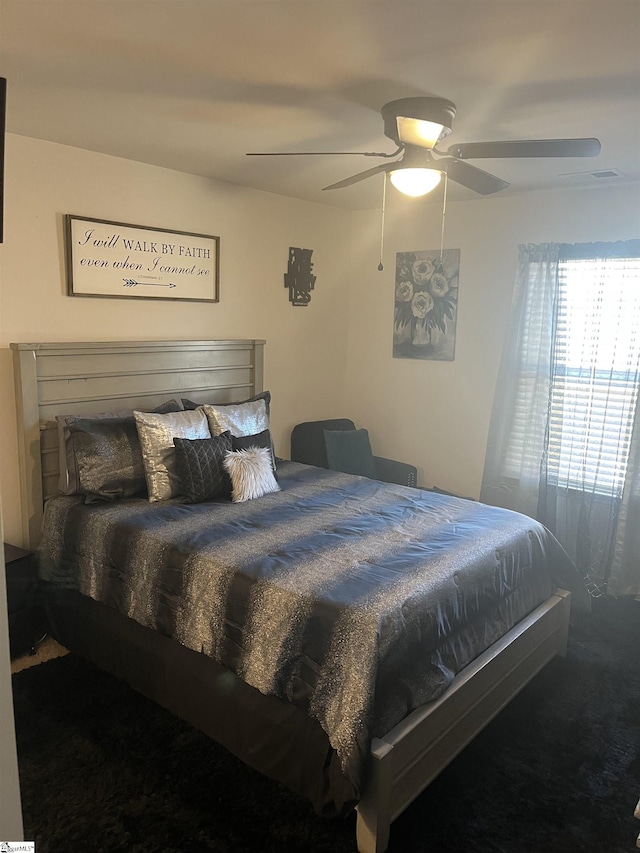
[0,134,353,546]
[344,183,640,498]
[1,135,638,546]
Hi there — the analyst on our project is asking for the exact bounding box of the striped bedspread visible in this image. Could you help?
[39,461,582,794]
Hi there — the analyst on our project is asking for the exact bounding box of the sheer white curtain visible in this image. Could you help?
[481,240,640,597]
[609,401,640,596]
[481,243,559,518]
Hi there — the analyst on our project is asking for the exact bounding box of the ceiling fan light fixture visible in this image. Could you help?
[389,167,442,197]
[381,97,457,147]
[396,116,448,150]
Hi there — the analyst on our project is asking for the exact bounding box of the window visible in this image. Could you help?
[482,239,640,593]
[547,254,640,497]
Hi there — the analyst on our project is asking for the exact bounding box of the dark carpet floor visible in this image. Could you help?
[11,595,640,853]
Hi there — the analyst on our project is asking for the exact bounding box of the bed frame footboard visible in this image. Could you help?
[355,589,571,853]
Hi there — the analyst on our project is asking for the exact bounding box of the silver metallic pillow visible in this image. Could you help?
[202,399,269,439]
[134,408,211,502]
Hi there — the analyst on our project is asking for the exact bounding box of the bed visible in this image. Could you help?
[12,339,583,853]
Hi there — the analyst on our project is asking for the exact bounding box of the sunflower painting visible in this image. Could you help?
[393,249,460,361]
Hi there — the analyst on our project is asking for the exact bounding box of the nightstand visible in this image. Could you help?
[4,543,47,659]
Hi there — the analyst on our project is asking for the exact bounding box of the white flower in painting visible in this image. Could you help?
[430,272,449,298]
[411,290,434,319]
[396,280,413,302]
[412,258,434,284]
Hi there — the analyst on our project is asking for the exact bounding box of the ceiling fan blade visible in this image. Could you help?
[322,162,392,191]
[439,158,510,195]
[246,148,400,158]
[447,138,601,159]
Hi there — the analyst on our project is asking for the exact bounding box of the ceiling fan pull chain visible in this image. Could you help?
[439,171,448,262]
[378,172,388,271]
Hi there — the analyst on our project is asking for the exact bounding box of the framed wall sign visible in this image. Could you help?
[65,215,220,302]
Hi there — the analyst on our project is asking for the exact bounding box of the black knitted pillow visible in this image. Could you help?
[172,431,233,503]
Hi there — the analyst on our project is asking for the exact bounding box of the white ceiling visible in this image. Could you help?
[1,0,639,210]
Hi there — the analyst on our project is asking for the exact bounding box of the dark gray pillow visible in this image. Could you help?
[173,432,233,503]
[324,428,378,479]
[232,429,277,477]
[57,398,183,495]
[182,390,271,415]
[66,417,147,502]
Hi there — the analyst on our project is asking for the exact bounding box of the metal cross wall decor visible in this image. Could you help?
[284,247,316,306]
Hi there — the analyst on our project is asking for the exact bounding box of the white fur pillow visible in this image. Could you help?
[223,446,280,502]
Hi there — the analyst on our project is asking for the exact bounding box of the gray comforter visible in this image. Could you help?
[39,461,583,794]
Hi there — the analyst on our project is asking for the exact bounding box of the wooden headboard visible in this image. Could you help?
[11,339,266,549]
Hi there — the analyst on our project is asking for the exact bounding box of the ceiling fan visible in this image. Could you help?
[247,97,601,197]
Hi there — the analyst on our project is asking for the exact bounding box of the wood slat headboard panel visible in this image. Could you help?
[11,339,266,549]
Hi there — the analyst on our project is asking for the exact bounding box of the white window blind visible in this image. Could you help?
[547,256,640,497]
[500,252,640,496]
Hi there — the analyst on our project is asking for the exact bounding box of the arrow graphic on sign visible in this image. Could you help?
[123,279,177,288]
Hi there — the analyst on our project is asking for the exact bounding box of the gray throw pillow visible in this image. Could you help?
[182,390,271,414]
[231,429,277,477]
[66,417,147,502]
[57,398,183,495]
[324,428,378,479]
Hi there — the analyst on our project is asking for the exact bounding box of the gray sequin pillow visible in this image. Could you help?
[56,398,183,495]
[202,399,269,439]
[66,417,148,502]
[134,408,211,502]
